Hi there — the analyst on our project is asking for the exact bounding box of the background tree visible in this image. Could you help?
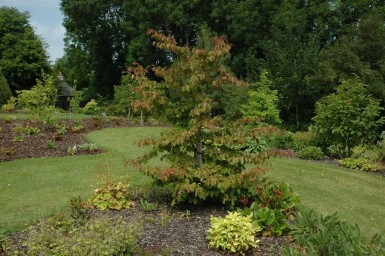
[0,6,50,92]
[130,30,271,206]
[241,70,281,125]
[0,69,12,105]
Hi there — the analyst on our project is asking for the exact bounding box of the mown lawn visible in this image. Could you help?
[1,126,385,238]
[267,157,385,236]
[0,127,163,235]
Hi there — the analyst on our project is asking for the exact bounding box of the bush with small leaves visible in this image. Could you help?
[296,146,325,160]
[3,215,141,256]
[207,212,260,254]
[83,99,99,115]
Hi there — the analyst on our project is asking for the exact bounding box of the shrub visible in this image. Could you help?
[16,73,58,123]
[0,69,12,106]
[269,130,294,149]
[241,70,281,125]
[339,157,380,172]
[282,210,385,255]
[3,215,141,256]
[1,97,17,111]
[292,131,318,150]
[351,145,380,161]
[13,125,41,135]
[296,146,325,160]
[89,180,132,210]
[207,212,260,254]
[253,182,300,212]
[239,205,290,237]
[112,76,138,117]
[83,99,99,115]
[313,78,384,157]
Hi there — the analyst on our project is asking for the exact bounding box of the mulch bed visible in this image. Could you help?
[0,117,142,162]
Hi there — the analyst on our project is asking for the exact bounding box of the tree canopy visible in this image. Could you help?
[0,6,50,92]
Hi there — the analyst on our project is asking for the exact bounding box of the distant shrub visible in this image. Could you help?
[292,131,318,150]
[1,97,17,111]
[83,99,99,115]
[339,157,380,172]
[269,130,294,149]
[296,146,325,160]
[351,145,380,161]
[313,78,384,158]
[0,69,12,106]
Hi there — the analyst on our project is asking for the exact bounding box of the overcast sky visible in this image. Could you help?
[1,0,65,63]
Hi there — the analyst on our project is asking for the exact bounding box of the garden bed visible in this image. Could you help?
[0,117,141,162]
[2,200,290,256]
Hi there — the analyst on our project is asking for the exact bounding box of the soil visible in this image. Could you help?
[0,117,142,162]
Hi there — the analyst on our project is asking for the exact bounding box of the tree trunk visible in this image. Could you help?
[196,136,203,167]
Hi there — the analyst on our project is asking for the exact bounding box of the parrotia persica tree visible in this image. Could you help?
[130,29,272,206]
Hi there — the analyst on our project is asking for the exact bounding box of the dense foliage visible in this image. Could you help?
[0,6,50,92]
[59,0,385,127]
[313,79,384,157]
[207,212,260,254]
[283,211,385,255]
[130,30,272,207]
[0,69,11,105]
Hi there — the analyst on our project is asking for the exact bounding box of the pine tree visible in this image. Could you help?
[0,69,12,106]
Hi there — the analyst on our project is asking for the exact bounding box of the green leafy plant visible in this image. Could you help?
[292,131,318,151]
[240,206,289,237]
[1,97,17,111]
[83,99,99,115]
[13,125,41,135]
[253,182,300,212]
[12,135,24,142]
[67,196,90,221]
[71,124,85,132]
[45,140,55,149]
[2,215,141,256]
[78,143,98,151]
[296,146,325,160]
[269,130,294,149]
[241,70,281,125]
[139,198,158,212]
[89,180,132,211]
[339,157,380,172]
[313,78,384,157]
[67,145,78,155]
[283,210,385,255]
[207,212,260,254]
[16,73,58,125]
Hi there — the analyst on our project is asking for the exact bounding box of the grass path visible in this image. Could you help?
[267,158,385,236]
[1,126,385,238]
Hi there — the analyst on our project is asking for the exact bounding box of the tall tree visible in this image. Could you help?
[130,30,270,206]
[0,6,50,92]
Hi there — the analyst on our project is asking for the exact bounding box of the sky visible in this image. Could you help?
[1,0,65,63]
